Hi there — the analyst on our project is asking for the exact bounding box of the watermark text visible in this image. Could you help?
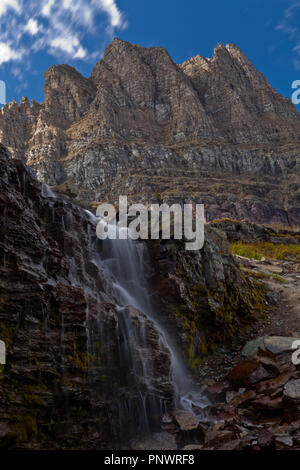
[96,196,205,251]
[0,340,5,365]
[0,80,6,105]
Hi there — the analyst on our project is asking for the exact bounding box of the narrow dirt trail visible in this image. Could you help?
[197,258,300,384]
[253,262,300,337]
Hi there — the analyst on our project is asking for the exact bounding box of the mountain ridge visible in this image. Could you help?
[1,38,300,226]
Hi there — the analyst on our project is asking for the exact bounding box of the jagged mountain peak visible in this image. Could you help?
[91,37,176,86]
[0,38,300,225]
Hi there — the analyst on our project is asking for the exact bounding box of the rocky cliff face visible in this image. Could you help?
[181,44,299,144]
[0,144,175,448]
[1,39,300,225]
[147,228,268,370]
[0,143,268,448]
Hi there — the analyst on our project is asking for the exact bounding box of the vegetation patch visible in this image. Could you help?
[231,241,300,261]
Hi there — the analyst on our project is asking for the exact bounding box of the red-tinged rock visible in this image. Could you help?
[218,406,239,423]
[229,390,256,408]
[228,361,259,388]
[226,391,239,403]
[255,372,292,395]
[248,363,272,385]
[219,439,241,450]
[257,429,274,448]
[204,430,238,449]
[252,395,283,410]
[205,380,230,401]
[257,355,280,375]
[182,445,203,450]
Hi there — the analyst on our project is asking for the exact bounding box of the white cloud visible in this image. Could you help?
[24,18,40,35]
[276,22,297,37]
[293,58,300,70]
[11,66,24,79]
[276,2,300,69]
[99,0,123,28]
[0,0,20,17]
[0,42,21,65]
[63,0,72,8]
[74,46,87,59]
[41,0,55,17]
[0,0,126,80]
[50,36,87,59]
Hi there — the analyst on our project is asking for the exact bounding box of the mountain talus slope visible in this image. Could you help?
[1,38,300,225]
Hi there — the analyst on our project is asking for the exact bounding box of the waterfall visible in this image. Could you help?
[98,225,208,440]
[47,203,207,443]
[98,228,170,437]
[41,183,56,198]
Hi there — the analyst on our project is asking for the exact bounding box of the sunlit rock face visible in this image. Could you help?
[1,39,300,225]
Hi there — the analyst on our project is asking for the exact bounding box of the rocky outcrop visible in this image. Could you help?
[156,335,300,450]
[0,142,271,448]
[181,44,300,144]
[0,144,175,449]
[44,65,96,129]
[200,336,300,450]
[211,219,300,244]
[0,39,300,225]
[147,227,268,370]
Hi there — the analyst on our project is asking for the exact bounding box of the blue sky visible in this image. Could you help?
[0,0,300,108]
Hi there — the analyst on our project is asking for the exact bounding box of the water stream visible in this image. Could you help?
[23,173,209,444]
[96,223,208,437]
[52,201,208,442]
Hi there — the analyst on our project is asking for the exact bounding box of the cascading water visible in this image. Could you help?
[96,222,208,441]
[47,199,207,444]
[98,227,172,438]
[41,183,56,199]
[2,149,212,449]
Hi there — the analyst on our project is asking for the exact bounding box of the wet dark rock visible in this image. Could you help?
[0,144,176,449]
[182,444,203,450]
[228,390,256,408]
[147,231,268,369]
[198,335,300,449]
[204,429,239,449]
[257,429,274,448]
[205,380,231,402]
[130,432,177,450]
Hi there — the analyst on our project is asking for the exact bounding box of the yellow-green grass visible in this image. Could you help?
[230,241,300,261]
